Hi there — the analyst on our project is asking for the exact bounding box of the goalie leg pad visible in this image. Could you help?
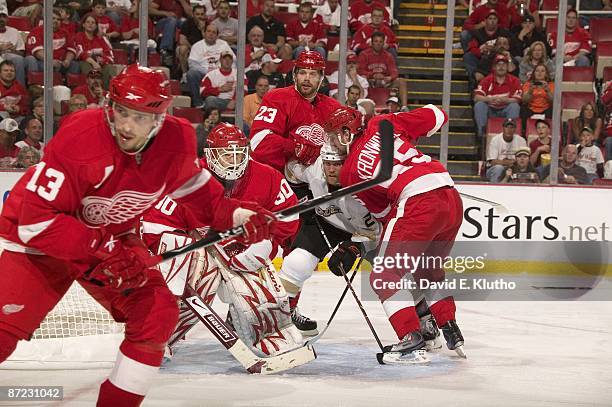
[221,263,303,357]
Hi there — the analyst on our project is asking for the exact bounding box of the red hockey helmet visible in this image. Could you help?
[108,64,171,114]
[323,107,364,151]
[205,123,250,180]
[294,50,326,72]
[324,106,363,137]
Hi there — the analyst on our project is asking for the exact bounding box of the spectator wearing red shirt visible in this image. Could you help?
[286,2,327,59]
[351,7,398,59]
[357,32,407,108]
[473,54,522,137]
[349,0,390,33]
[0,61,29,121]
[73,69,105,107]
[149,0,193,66]
[247,0,264,17]
[91,0,120,42]
[74,14,115,88]
[464,9,510,89]
[548,9,592,67]
[120,1,157,64]
[25,8,79,75]
[57,6,78,37]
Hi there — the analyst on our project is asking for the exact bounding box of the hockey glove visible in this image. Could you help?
[294,141,321,166]
[85,231,151,290]
[327,240,364,277]
[232,201,277,246]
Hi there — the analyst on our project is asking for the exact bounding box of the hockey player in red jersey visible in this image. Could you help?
[0,65,276,406]
[324,105,466,361]
[141,123,301,357]
[249,50,342,330]
[249,50,342,172]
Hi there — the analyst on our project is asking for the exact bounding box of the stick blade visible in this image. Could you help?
[377,119,394,180]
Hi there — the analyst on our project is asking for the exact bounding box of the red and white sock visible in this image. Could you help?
[96,340,164,407]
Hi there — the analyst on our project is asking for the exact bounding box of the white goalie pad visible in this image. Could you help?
[210,246,303,357]
[157,232,197,295]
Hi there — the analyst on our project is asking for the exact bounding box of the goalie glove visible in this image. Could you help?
[327,240,364,277]
[232,201,277,246]
[216,239,273,273]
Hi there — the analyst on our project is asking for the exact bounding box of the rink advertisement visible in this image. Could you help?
[0,171,22,207]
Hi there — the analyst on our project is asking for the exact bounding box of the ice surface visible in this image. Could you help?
[1,273,612,406]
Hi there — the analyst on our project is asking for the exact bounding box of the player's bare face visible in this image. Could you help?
[323,160,342,185]
[112,103,158,153]
[295,68,321,99]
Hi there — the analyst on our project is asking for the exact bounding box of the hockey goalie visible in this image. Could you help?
[140,123,303,359]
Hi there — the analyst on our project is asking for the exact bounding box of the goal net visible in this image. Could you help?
[3,282,124,370]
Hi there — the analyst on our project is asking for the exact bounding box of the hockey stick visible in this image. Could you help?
[181,284,316,374]
[312,216,386,362]
[147,120,395,266]
[459,192,508,214]
[304,257,362,347]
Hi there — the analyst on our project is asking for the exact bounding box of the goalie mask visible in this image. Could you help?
[105,64,171,154]
[323,106,364,154]
[205,123,250,180]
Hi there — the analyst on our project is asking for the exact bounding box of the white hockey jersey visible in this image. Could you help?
[286,158,381,251]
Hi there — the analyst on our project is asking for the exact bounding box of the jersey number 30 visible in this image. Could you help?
[253,106,278,124]
[25,162,65,202]
[274,179,294,205]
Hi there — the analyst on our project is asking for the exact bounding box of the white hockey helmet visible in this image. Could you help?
[320,142,346,162]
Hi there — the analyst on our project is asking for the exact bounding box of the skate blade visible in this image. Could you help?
[298,328,319,337]
[453,345,467,359]
[425,337,443,351]
[377,349,430,365]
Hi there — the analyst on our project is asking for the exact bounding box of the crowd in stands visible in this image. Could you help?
[0,0,408,170]
[462,0,612,184]
[0,0,610,185]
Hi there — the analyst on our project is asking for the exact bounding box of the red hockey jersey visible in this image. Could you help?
[285,19,327,46]
[548,27,592,58]
[339,105,453,223]
[350,23,398,52]
[73,32,115,64]
[26,27,76,60]
[349,0,390,32]
[249,86,342,172]
[141,159,299,256]
[0,80,30,117]
[0,109,241,261]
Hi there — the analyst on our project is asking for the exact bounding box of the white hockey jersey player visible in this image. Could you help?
[279,143,381,335]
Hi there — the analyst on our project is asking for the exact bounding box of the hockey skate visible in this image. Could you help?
[420,314,443,351]
[291,307,318,336]
[441,320,466,358]
[379,331,429,365]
